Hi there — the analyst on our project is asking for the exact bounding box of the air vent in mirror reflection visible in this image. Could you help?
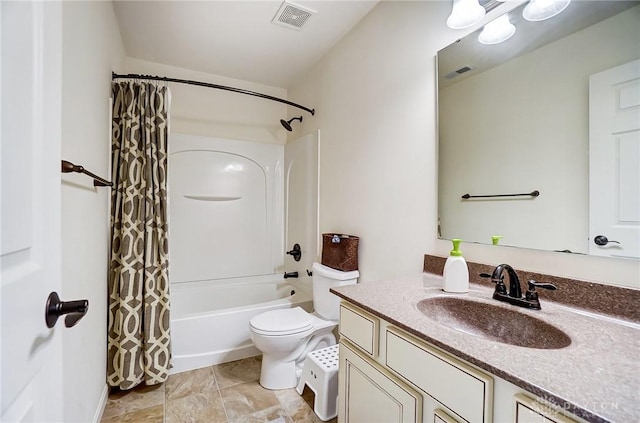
[445,66,475,79]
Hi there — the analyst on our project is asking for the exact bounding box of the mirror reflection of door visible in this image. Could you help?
[589,59,640,258]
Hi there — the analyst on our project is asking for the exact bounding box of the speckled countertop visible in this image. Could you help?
[331,274,640,423]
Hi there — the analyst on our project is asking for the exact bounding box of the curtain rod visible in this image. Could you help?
[112,72,315,116]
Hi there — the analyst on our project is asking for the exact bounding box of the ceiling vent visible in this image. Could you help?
[444,66,475,80]
[272,1,315,31]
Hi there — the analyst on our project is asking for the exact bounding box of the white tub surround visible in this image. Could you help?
[169,133,284,283]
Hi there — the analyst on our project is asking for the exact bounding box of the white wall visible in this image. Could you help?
[124,57,289,145]
[61,2,125,421]
[439,6,640,255]
[289,0,639,288]
[288,0,453,282]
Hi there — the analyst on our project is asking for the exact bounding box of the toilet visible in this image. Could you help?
[249,262,359,390]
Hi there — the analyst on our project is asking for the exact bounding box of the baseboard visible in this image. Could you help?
[92,384,109,423]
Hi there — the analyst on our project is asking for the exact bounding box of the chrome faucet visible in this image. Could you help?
[480,264,556,310]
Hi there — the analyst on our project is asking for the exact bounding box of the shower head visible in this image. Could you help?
[280,116,303,132]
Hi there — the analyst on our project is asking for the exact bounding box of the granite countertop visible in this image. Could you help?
[331,273,640,423]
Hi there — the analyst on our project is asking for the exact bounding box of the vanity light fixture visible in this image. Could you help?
[523,0,571,22]
[478,13,516,45]
[446,0,486,29]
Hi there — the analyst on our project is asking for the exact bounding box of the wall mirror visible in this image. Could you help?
[437,0,640,259]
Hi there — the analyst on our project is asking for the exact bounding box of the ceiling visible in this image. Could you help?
[113,0,379,88]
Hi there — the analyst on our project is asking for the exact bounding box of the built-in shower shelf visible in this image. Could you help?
[183,194,241,202]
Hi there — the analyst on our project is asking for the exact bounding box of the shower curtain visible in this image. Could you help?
[107,80,172,389]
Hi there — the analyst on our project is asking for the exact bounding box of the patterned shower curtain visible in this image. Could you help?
[107,80,172,390]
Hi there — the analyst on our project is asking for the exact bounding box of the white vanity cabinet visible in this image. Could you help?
[338,302,492,423]
[337,302,585,423]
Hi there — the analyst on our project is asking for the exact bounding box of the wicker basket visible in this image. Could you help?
[321,234,359,271]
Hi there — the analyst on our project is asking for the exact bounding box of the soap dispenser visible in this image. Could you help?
[443,239,469,293]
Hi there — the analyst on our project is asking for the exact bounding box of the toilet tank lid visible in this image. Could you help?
[312,262,359,280]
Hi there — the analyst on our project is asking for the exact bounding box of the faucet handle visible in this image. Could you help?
[480,272,507,295]
[527,280,557,291]
[525,280,556,301]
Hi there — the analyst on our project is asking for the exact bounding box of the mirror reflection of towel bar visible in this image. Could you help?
[461,190,539,199]
[61,160,112,187]
[183,194,241,201]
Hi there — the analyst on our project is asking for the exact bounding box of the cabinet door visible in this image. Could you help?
[385,328,493,423]
[339,341,421,423]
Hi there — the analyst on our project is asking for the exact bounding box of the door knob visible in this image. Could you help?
[45,292,89,328]
[594,235,621,246]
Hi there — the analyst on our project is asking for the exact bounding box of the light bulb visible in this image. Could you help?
[478,14,516,45]
[447,0,486,30]
[523,0,571,22]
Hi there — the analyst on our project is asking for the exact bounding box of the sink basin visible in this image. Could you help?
[417,297,571,349]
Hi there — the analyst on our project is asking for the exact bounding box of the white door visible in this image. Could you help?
[1,2,64,421]
[589,59,640,258]
[284,131,319,278]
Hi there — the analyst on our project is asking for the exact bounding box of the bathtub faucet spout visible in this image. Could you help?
[284,272,299,279]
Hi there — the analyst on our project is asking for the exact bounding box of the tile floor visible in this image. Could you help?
[100,355,337,423]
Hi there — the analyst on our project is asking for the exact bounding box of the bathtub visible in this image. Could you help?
[170,275,313,374]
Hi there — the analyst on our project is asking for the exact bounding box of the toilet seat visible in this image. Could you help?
[250,307,314,336]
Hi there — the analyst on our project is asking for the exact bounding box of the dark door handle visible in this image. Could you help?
[594,235,621,246]
[45,292,89,328]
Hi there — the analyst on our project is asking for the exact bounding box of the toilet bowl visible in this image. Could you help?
[249,262,359,390]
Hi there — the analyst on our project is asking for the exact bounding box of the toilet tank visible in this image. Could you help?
[312,262,359,321]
